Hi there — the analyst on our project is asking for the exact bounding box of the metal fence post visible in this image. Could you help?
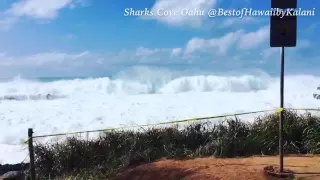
[28,128,36,180]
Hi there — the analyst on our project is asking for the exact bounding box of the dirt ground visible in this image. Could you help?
[114,155,320,180]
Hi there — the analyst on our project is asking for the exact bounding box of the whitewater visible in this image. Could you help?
[0,70,320,164]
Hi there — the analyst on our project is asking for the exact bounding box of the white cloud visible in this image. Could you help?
[69,0,89,9]
[220,17,255,28]
[147,0,217,27]
[0,17,18,31]
[261,48,278,58]
[0,0,89,30]
[171,48,182,56]
[0,52,91,67]
[98,25,271,65]
[0,0,88,30]
[0,47,184,70]
[133,47,188,64]
[238,25,269,49]
[184,38,205,54]
[183,25,271,55]
[135,47,162,57]
[260,39,312,60]
[185,30,244,55]
[8,0,74,20]
[0,38,316,78]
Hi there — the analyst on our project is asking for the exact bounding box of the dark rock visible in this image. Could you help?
[0,163,29,176]
[2,171,25,180]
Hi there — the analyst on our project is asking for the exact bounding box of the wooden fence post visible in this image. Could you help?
[28,128,36,180]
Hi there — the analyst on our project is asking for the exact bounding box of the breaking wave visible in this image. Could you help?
[0,75,273,97]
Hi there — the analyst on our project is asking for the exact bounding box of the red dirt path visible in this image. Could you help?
[114,155,320,180]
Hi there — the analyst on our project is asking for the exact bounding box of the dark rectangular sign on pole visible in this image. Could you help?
[270,14,297,47]
[271,0,297,9]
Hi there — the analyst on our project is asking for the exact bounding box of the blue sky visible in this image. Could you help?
[0,0,319,77]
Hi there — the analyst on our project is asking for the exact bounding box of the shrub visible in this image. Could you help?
[33,110,320,179]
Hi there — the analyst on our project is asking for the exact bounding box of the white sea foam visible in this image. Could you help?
[0,68,320,164]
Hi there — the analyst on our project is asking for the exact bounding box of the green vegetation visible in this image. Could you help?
[33,110,320,179]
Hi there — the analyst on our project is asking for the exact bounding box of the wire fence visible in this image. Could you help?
[23,108,279,143]
[22,107,320,180]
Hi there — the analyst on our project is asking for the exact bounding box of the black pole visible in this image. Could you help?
[279,47,285,172]
[28,128,36,180]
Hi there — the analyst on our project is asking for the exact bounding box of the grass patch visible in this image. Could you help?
[33,110,320,179]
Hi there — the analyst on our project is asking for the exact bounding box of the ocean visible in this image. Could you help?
[0,70,320,164]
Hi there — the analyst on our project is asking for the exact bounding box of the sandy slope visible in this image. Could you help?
[114,155,320,180]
